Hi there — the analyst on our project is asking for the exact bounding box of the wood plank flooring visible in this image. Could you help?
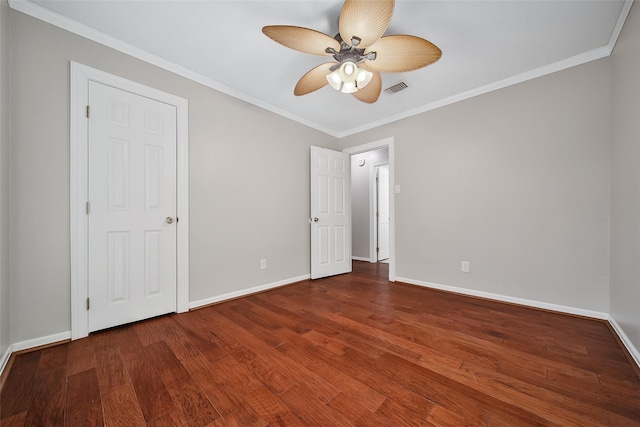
[2,261,639,426]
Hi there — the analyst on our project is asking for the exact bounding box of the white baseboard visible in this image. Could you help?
[352,256,372,262]
[0,344,12,376]
[4,278,635,377]
[395,276,609,320]
[0,331,72,377]
[189,274,310,310]
[608,316,640,369]
[11,331,72,353]
[2,274,312,375]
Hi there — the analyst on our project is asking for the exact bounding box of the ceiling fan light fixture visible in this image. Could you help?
[325,60,373,93]
[263,0,442,103]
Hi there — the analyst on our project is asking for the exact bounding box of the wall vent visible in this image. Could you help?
[384,81,409,95]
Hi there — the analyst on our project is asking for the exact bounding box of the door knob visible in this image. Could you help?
[165,217,174,224]
[313,217,319,222]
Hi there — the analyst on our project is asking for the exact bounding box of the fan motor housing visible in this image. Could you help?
[326,35,376,71]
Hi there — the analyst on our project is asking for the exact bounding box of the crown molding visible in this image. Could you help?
[336,0,634,137]
[336,45,613,137]
[9,0,634,139]
[8,0,339,137]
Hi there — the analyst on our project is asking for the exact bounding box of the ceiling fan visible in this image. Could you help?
[262,0,442,103]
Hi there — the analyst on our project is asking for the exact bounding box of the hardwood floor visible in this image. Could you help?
[2,261,639,426]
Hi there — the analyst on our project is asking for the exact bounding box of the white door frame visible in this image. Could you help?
[70,62,189,339]
[343,137,395,281]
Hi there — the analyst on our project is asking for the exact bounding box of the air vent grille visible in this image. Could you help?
[384,81,409,95]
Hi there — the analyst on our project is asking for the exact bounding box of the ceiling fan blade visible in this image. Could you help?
[352,67,382,103]
[339,0,394,49]
[364,35,442,73]
[294,63,335,96]
[262,25,340,56]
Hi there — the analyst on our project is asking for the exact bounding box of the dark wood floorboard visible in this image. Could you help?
[2,261,639,426]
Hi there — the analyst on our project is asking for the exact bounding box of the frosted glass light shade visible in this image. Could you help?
[326,70,343,90]
[325,61,372,93]
[356,68,373,88]
[341,81,358,94]
[340,62,357,82]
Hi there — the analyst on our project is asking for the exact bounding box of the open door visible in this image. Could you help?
[377,165,390,261]
[310,146,352,279]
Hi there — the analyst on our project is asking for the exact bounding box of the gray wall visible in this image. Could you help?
[9,10,337,343]
[340,59,611,314]
[611,2,640,358]
[351,148,389,260]
[0,0,10,357]
[4,1,639,361]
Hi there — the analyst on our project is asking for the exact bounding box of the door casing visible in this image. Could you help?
[70,62,190,339]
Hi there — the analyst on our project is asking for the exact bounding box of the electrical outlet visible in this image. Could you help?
[461,261,470,273]
[260,259,267,270]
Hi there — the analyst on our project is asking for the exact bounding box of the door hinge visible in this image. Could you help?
[176,217,179,223]
[86,105,90,118]
[86,201,91,215]
[86,298,90,310]
[376,247,379,252]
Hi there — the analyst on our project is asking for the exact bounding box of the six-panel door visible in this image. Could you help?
[310,146,352,279]
[88,81,177,332]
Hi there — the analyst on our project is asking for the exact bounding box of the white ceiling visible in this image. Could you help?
[13,0,631,137]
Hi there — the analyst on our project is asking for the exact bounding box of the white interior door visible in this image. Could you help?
[310,146,352,279]
[377,165,390,261]
[88,81,177,332]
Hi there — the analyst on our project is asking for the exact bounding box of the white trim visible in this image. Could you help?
[338,47,612,137]
[70,62,189,340]
[2,300,636,380]
[0,332,70,376]
[0,344,12,376]
[8,0,633,139]
[189,274,310,310]
[608,316,640,369]
[176,92,190,316]
[396,276,609,320]
[351,256,372,263]
[370,164,377,263]
[343,138,395,281]
[608,0,635,53]
[11,331,72,353]
[337,0,635,140]
[8,0,337,138]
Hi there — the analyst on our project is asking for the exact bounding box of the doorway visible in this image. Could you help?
[343,137,395,281]
[70,62,190,339]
